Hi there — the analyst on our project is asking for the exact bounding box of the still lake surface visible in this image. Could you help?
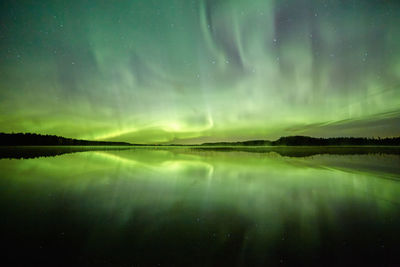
[1,147,400,266]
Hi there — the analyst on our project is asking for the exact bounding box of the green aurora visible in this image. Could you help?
[0,0,399,143]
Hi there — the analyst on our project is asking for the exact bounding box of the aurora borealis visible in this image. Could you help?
[1,0,399,143]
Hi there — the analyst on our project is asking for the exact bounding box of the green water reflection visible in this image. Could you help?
[1,149,400,266]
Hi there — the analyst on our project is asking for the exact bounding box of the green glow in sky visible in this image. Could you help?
[0,0,399,143]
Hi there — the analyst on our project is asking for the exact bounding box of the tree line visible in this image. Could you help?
[1,133,399,146]
[0,133,131,146]
[202,135,400,146]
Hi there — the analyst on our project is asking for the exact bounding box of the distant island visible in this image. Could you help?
[0,132,399,146]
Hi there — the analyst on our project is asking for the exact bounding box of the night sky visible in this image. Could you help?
[1,0,399,143]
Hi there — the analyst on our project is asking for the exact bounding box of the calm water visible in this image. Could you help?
[1,147,400,266]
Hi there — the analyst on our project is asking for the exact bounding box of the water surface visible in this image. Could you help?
[1,147,400,266]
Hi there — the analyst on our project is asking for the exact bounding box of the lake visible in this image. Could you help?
[1,147,400,266]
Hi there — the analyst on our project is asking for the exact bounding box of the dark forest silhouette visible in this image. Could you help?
[1,132,400,146]
[0,133,130,146]
[1,133,400,159]
[202,135,400,146]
